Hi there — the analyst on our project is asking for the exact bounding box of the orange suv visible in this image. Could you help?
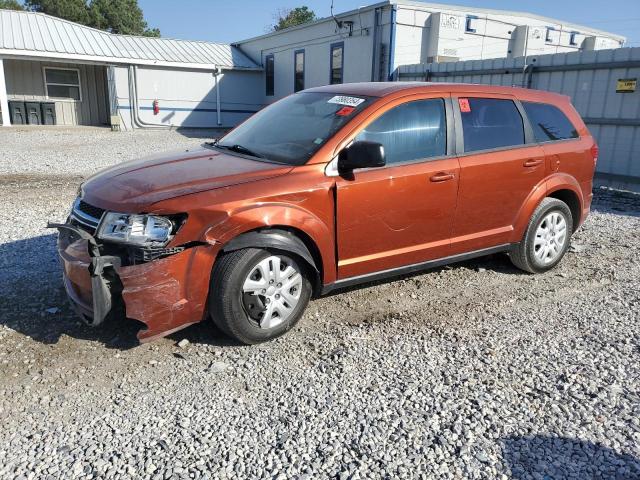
[50,83,597,344]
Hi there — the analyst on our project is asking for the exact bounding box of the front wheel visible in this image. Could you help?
[209,248,312,344]
[509,197,573,273]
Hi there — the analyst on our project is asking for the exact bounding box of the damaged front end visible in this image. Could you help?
[48,199,219,342]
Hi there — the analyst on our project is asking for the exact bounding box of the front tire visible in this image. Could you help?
[509,197,573,274]
[209,248,312,344]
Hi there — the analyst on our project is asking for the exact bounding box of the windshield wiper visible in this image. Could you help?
[216,144,263,158]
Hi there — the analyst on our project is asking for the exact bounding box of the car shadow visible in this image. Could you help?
[323,252,524,298]
[591,187,640,218]
[175,127,230,139]
[502,435,640,479]
[0,233,235,350]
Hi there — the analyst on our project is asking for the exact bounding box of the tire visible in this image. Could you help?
[209,248,312,344]
[509,197,573,274]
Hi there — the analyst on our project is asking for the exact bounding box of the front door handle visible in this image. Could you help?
[430,172,455,182]
[523,158,543,167]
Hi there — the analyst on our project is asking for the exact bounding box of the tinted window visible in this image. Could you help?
[522,101,579,142]
[294,50,305,92]
[460,98,524,152]
[265,55,274,96]
[355,99,446,165]
[330,43,343,84]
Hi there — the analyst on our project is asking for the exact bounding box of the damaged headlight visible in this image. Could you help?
[97,212,174,246]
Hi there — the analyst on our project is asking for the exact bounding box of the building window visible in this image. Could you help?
[545,27,555,43]
[265,54,274,96]
[330,42,344,84]
[569,31,578,46]
[294,49,305,92]
[465,15,477,33]
[44,67,81,101]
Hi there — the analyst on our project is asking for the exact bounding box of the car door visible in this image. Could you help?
[335,95,460,280]
[450,94,546,255]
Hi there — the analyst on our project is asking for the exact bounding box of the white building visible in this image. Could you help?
[0,9,263,129]
[0,2,627,129]
[235,0,625,100]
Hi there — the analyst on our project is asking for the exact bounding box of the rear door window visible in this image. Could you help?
[522,101,579,142]
[459,98,525,152]
[355,99,447,165]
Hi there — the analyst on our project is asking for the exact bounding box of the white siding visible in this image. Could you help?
[238,7,390,101]
[112,66,263,130]
[393,5,626,66]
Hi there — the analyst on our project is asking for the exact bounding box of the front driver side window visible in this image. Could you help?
[355,99,447,165]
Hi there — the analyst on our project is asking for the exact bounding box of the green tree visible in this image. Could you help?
[23,0,160,37]
[89,0,160,37]
[25,0,91,24]
[273,6,316,31]
[0,0,24,10]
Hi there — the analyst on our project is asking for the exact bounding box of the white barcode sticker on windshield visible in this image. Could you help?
[327,95,365,107]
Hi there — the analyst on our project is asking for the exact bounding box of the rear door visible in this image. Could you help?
[450,94,546,255]
[335,95,460,279]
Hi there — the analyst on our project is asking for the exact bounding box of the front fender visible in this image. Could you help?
[202,203,336,285]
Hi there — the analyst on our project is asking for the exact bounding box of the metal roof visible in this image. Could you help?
[0,9,260,71]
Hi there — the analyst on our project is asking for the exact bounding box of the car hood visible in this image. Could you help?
[81,146,293,211]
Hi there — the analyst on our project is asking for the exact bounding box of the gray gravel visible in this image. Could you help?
[0,126,223,176]
[1,128,639,479]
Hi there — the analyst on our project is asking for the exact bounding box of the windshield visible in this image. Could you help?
[216,92,374,165]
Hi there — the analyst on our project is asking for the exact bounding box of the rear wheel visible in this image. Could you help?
[509,197,573,273]
[209,248,312,344]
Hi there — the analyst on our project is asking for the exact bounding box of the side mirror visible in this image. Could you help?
[338,141,386,173]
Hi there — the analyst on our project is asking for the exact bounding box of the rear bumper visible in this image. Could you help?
[54,225,219,343]
[581,191,593,227]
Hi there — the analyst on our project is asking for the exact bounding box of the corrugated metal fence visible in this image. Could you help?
[397,47,640,192]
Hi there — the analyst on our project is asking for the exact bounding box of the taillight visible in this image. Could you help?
[590,143,599,165]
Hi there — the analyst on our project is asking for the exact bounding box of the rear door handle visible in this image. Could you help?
[523,159,543,167]
[430,172,455,182]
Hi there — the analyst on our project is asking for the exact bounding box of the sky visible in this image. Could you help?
[138,0,640,46]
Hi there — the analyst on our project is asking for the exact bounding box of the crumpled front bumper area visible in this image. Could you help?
[53,224,219,342]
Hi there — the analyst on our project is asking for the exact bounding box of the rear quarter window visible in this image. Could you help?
[522,101,579,142]
[459,98,525,152]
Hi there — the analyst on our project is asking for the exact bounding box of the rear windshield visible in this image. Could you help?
[216,92,374,165]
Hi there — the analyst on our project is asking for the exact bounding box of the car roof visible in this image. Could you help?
[304,82,568,102]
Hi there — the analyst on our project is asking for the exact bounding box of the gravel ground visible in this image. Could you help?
[0,126,225,176]
[1,128,639,479]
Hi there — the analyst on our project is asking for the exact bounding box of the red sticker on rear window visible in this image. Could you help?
[458,98,471,113]
[336,106,355,116]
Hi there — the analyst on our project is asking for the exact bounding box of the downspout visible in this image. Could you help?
[214,67,222,126]
[128,65,175,129]
[521,25,530,88]
[523,62,535,89]
[387,4,397,81]
[370,7,380,81]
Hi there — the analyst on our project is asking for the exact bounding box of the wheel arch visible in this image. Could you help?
[218,226,324,296]
[547,188,582,232]
[511,174,583,242]
[202,202,336,289]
